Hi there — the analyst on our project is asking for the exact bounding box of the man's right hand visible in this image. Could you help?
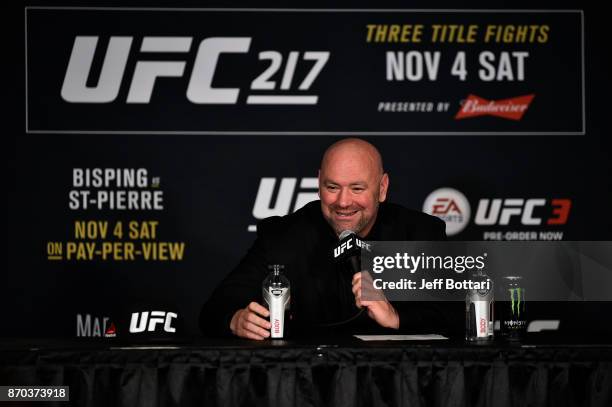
[229,302,272,340]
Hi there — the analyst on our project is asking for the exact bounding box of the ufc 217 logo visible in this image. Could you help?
[129,311,177,333]
[61,36,330,105]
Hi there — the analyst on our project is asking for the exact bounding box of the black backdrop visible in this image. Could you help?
[6,1,612,340]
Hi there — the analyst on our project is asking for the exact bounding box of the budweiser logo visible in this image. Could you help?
[455,94,535,121]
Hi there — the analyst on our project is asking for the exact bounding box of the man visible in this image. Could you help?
[200,138,460,339]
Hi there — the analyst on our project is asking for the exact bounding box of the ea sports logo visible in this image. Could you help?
[423,188,471,236]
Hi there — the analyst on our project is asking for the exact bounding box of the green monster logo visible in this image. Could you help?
[509,287,524,318]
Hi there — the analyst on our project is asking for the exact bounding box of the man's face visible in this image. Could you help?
[319,150,388,237]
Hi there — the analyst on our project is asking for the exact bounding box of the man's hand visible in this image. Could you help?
[352,272,400,329]
[229,302,272,340]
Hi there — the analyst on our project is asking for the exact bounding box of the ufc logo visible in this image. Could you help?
[61,36,329,104]
[129,311,177,333]
[474,199,571,225]
[62,36,246,104]
[333,236,369,258]
[334,239,354,258]
[252,177,319,219]
[431,198,462,215]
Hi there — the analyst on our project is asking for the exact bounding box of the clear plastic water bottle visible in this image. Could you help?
[262,265,290,339]
[465,271,494,341]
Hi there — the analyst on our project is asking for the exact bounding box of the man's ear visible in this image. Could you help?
[379,173,389,202]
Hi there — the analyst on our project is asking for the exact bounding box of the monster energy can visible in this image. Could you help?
[500,276,527,340]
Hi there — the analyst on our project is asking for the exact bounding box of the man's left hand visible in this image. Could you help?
[352,272,399,329]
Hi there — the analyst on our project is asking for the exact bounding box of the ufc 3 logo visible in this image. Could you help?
[61,36,329,104]
[474,199,571,225]
[129,311,177,333]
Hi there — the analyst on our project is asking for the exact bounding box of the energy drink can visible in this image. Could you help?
[500,276,526,340]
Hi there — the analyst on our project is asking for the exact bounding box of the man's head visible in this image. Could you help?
[319,138,389,237]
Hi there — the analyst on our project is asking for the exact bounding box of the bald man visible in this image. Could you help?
[200,138,457,339]
[319,138,388,237]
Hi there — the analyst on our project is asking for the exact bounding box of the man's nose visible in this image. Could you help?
[337,188,352,207]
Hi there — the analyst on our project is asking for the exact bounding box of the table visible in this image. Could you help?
[1,336,611,407]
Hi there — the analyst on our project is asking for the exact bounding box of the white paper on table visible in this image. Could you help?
[354,334,448,341]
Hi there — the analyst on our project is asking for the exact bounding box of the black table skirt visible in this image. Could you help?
[1,341,611,407]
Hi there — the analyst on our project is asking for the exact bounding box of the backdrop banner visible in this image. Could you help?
[8,3,611,339]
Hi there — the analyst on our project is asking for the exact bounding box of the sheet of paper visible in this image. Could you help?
[354,334,448,341]
[110,346,182,350]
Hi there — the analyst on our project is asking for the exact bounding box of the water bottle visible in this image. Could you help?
[465,271,494,341]
[262,265,290,339]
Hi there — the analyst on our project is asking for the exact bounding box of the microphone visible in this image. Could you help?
[316,231,371,327]
[333,230,370,277]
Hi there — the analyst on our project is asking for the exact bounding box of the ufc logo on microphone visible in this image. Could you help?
[333,236,370,258]
[334,239,354,258]
[129,311,177,333]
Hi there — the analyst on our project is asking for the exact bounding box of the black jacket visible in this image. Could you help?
[200,200,463,338]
